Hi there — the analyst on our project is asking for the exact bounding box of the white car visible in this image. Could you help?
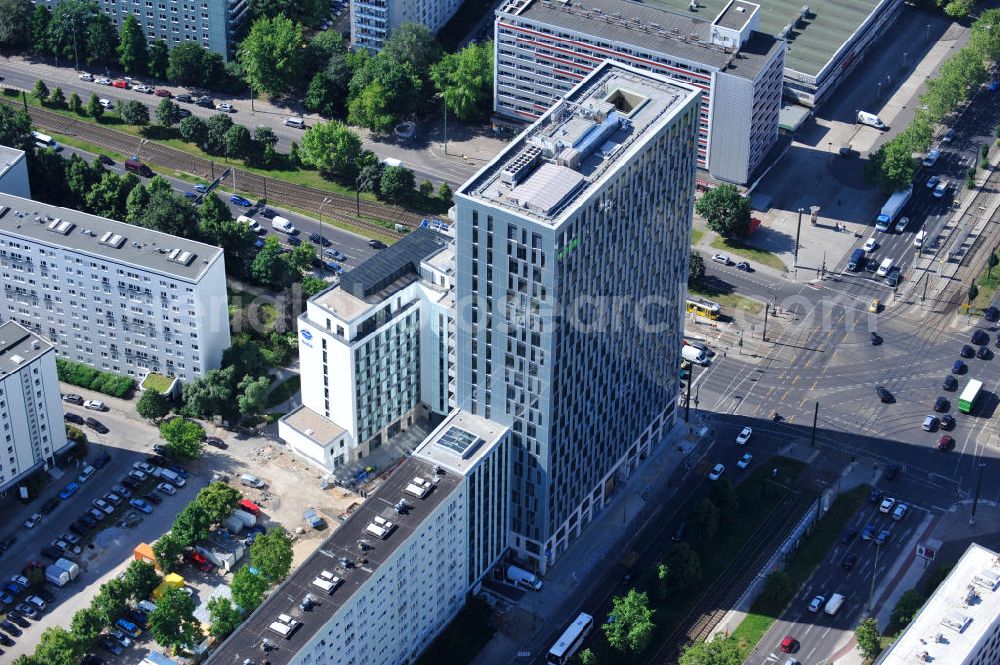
[808,595,825,613]
[879,497,896,514]
[736,452,753,469]
[157,482,177,496]
[77,464,96,483]
[84,399,107,411]
[134,84,153,93]
[894,216,910,233]
[735,426,752,445]
[708,463,725,481]
[216,103,235,113]
[129,469,147,481]
[711,253,733,266]
[863,236,877,252]
[79,72,94,81]
[892,503,908,521]
[92,498,114,514]
[96,77,112,86]
[133,461,155,474]
[933,180,949,198]
[99,98,114,109]
[23,513,42,529]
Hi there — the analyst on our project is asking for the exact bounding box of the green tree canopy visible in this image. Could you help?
[119,99,150,125]
[694,184,752,239]
[148,586,200,650]
[91,578,129,627]
[238,374,271,416]
[688,251,705,286]
[603,589,655,654]
[208,596,244,637]
[47,0,96,64]
[121,560,162,600]
[231,566,268,612]
[890,589,925,631]
[32,79,49,102]
[663,542,702,593]
[709,479,739,516]
[31,5,52,56]
[136,389,171,422]
[179,115,208,145]
[34,626,82,665]
[430,41,494,122]
[193,481,241,525]
[379,165,415,203]
[250,528,294,584]
[299,120,363,179]
[153,532,186,572]
[70,607,104,645]
[380,23,442,78]
[87,93,104,121]
[679,637,742,665]
[0,105,33,154]
[148,38,169,78]
[116,14,147,74]
[348,54,422,132]
[865,139,916,194]
[156,98,182,127]
[687,498,720,547]
[225,124,252,159]
[238,15,306,96]
[250,0,325,27]
[167,41,212,86]
[204,113,235,155]
[85,12,117,67]
[855,617,881,660]
[251,236,298,288]
[0,0,33,50]
[181,366,237,421]
[159,416,205,460]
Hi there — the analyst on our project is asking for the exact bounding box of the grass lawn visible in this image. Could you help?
[265,375,301,409]
[228,287,279,332]
[141,372,174,394]
[970,261,1000,310]
[691,228,705,245]
[710,236,787,272]
[729,485,870,655]
[588,458,806,665]
[416,597,496,665]
[689,285,764,315]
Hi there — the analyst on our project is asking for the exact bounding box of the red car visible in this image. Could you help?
[238,498,261,516]
[780,636,799,653]
[937,435,954,451]
[154,89,172,98]
[112,80,128,88]
[185,550,214,572]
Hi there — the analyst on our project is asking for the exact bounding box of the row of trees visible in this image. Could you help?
[56,358,136,397]
[868,9,1000,193]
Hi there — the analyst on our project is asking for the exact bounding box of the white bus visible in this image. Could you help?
[547,613,593,665]
[31,131,60,151]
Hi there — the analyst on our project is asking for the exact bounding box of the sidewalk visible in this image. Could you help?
[475,420,712,664]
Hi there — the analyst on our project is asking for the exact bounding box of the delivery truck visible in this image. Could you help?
[46,566,70,587]
[507,564,543,590]
[875,188,912,232]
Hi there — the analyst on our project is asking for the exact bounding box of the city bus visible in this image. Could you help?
[31,131,60,151]
[686,297,721,320]
[547,613,593,665]
[958,379,983,414]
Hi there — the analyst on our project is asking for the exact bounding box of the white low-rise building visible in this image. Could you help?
[876,542,1000,665]
[280,228,455,472]
[0,321,67,493]
[208,409,510,665]
[0,193,230,383]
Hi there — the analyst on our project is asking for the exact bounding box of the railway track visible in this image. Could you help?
[651,491,813,663]
[2,97,419,239]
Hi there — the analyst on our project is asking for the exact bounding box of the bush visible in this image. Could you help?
[56,359,136,398]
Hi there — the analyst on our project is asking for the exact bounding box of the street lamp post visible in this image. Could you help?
[868,542,882,612]
[70,17,80,72]
[435,93,449,156]
[810,402,819,447]
[970,461,987,526]
[794,207,804,275]
[684,362,694,423]
[318,196,331,246]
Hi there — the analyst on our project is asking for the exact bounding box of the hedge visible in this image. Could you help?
[56,359,136,398]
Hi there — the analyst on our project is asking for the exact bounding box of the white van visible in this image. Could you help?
[271,216,296,234]
[681,345,708,366]
[914,230,927,248]
[283,117,305,129]
[857,111,885,130]
[876,257,894,277]
[237,214,262,233]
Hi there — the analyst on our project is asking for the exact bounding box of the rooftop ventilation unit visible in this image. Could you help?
[311,570,343,594]
[940,611,971,633]
[405,476,434,499]
[0,206,9,219]
[46,219,74,235]
[338,556,354,569]
[99,231,127,248]
[167,248,195,266]
[394,499,411,515]
[81,229,95,236]
[365,515,397,540]
[972,568,1000,590]
[10,354,24,364]
[267,614,301,639]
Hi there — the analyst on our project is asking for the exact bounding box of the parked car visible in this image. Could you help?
[230,194,252,207]
[943,375,958,391]
[62,393,84,405]
[216,103,235,112]
[98,635,123,655]
[972,330,990,346]
[116,618,141,638]
[128,469,147,482]
[736,452,753,469]
[712,253,733,266]
[174,94,193,103]
[64,412,84,425]
[937,435,955,451]
[0,619,23,636]
[324,248,347,262]
[876,529,891,545]
[79,72,94,81]
[369,239,387,250]
[157,482,177,496]
[78,465,96,483]
[879,497,896,513]
[154,88,172,97]
[960,344,975,358]
[121,477,141,490]
[129,498,153,514]
[941,414,955,430]
[41,497,60,514]
[40,545,63,560]
[77,513,98,528]
[59,482,80,500]
[112,484,132,498]
[84,400,107,411]
[185,550,214,572]
[92,498,114,515]
[984,306,1000,322]
[934,396,949,412]
[85,418,108,433]
[708,463,725,480]
[875,386,892,403]
[104,492,122,506]
[308,232,332,246]
[93,452,112,469]
[953,359,967,374]
[23,513,41,529]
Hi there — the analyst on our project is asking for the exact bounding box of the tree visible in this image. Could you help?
[0,0,33,50]
[148,586,200,650]
[141,188,200,237]
[0,106,32,154]
[65,154,102,206]
[944,0,974,17]
[153,532,185,572]
[695,184,751,239]
[688,251,705,286]
[34,627,82,665]
[200,208,256,275]
[655,562,670,600]
[603,589,655,654]
[87,93,104,121]
[971,10,1000,61]
[179,115,207,145]
[306,29,347,76]
[33,79,50,103]
[70,607,105,645]
[159,417,205,460]
[968,284,979,306]
[663,542,702,593]
[222,339,270,378]
[250,528,293,584]
[172,502,212,544]
[381,23,442,79]
[148,39,169,78]
[68,91,82,114]
[91,578,129,627]
[225,124,252,159]
[86,171,139,220]
[136,389,171,422]
[251,236,297,288]
[300,121,363,179]
[121,560,162,600]
[679,637,742,665]
[250,0,325,28]
[438,181,453,205]
[208,596,244,638]
[47,0,95,64]
[238,15,306,96]
[120,99,149,125]
[237,374,271,415]
[193,481,241,524]
[156,98,182,127]
[289,140,302,166]
[252,125,279,166]
[290,242,318,272]
[31,5,52,56]
[204,113,234,155]
[301,275,329,297]
[890,589,925,630]
[181,367,237,421]
[116,15,147,74]
[379,165,415,203]
[348,54,423,132]
[761,570,793,606]
[167,41,210,86]
[709,479,739,516]
[419,179,434,197]
[231,566,268,611]
[85,13,117,68]
[687,498,720,547]
[430,41,494,121]
[576,649,598,665]
[49,87,66,108]
[855,617,881,660]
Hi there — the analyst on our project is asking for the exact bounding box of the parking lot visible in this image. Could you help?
[0,384,361,661]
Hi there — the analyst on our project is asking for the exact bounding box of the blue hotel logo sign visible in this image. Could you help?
[301,329,313,347]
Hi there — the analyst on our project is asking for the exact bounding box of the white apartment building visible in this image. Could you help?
[876,542,1000,665]
[0,193,230,383]
[0,146,30,200]
[0,321,67,493]
[207,409,511,665]
[493,0,785,185]
[352,0,462,52]
[280,228,455,472]
[456,62,699,569]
